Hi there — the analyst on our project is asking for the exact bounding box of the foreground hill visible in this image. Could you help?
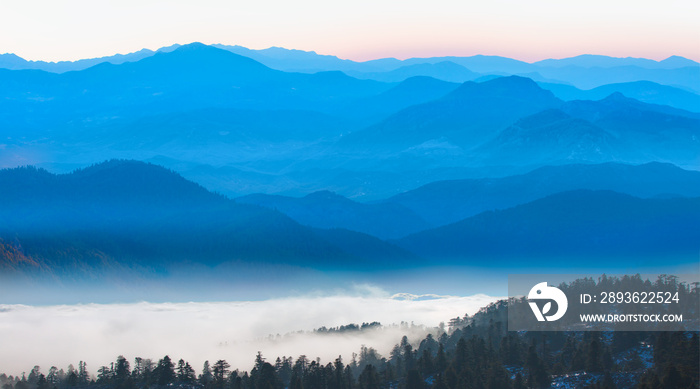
[396,190,700,266]
[0,160,417,276]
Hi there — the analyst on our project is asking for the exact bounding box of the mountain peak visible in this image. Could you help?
[487,75,540,87]
[172,42,210,51]
[0,53,30,69]
[659,55,699,67]
[72,159,170,175]
[119,42,276,80]
[600,91,632,103]
[0,53,24,60]
[394,75,456,89]
[446,75,555,102]
[163,42,241,59]
[304,190,345,201]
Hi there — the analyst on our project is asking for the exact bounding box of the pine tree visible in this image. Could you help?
[418,349,434,377]
[212,360,231,389]
[256,363,281,389]
[290,373,303,389]
[405,369,423,389]
[358,365,380,389]
[177,359,196,383]
[525,344,550,389]
[333,357,346,389]
[435,343,447,374]
[586,338,603,372]
[155,356,175,386]
[115,356,130,383]
[28,367,41,385]
[78,362,89,385]
[36,374,50,389]
[200,361,213,386]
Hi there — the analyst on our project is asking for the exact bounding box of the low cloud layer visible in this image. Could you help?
[0,289,500,377]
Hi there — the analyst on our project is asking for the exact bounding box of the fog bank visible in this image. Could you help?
[0,290,501,377]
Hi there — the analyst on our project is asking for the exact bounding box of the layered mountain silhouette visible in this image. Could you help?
[4,160,696,274]
[1,159,698,276]
[0,42,697,204]
[382,162,700,227]
[236,191,430,239]
[239,162,700,239]
[0,43,392,127]
[1,42,698,302]
[396,190,700,265]
[533,54,699,70]
[0,46,175,72]
[189,47,700,92]
[0,161,417,276]
[4,44,697,88]
[333,76,460,124]
[341,76,562,152]
[540,80,700,113]
[347,61,481,83]
[477,109,619,165]
[473,92,700,167]
[531,65,700,93]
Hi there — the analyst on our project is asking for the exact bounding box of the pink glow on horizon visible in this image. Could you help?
[1,0,698,64]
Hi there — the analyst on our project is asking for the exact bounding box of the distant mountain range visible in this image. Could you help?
[236,191,430,240]
[1,42,698,203]
[332,76,460,124]
[1,161,697,276]
[477,93,700,166]
[539,80,700,112]
[333,76,699,174]
[0,43,391,121]
[345,61,481,83]
[0,45,180,73]
[532,54,700,69]
[339,76,562,152]
[238,162,700,237]
[3,43,699,92]
[382,162,700,227]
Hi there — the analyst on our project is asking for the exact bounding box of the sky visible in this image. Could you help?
[1,0,698,63]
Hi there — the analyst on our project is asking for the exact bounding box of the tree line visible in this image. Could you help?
[2,329,696,389]
[1,276,697,389]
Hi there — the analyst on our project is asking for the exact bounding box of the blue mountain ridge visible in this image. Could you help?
[395,190,700,267]
[1,42,698,203]
[0,160,418,275]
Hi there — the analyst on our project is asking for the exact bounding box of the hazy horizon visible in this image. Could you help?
[3,41,698,65]
[2,0,698,63]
